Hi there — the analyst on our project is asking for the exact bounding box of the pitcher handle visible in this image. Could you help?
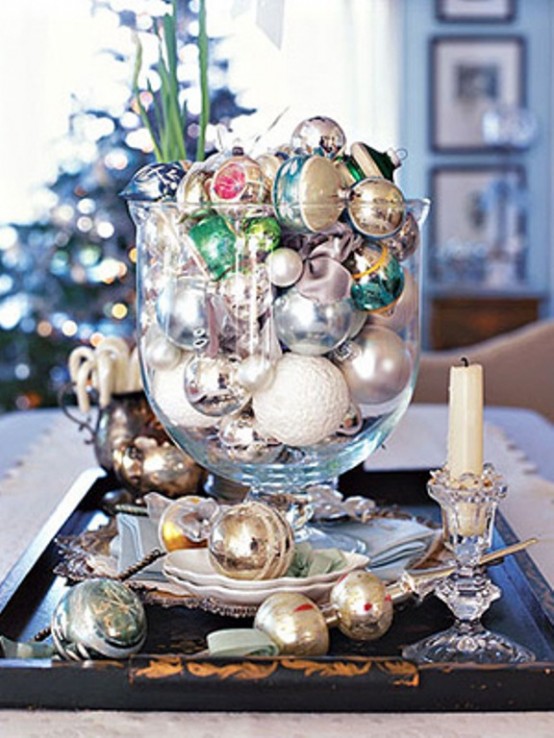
[57,381,98,445]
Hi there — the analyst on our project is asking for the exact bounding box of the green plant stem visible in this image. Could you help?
[196,0,210,162]
[132,36,164,161]
[132,0,208,163]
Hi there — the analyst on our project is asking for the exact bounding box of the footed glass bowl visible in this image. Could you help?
[130,194,429,538]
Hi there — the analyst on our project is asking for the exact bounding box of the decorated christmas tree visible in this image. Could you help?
[0,0,253,412]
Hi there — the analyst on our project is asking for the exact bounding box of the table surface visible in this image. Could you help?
[1,404,554,737]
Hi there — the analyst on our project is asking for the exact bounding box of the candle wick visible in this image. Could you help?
[460,356,469,367]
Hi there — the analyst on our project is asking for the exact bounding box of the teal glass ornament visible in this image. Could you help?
[272,154,343,233]
[346,243,405,312]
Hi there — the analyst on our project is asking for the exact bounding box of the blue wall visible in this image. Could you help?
[399,0,553,343]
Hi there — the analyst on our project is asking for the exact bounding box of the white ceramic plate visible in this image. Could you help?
[163,548,369,592]
[162,570,347,606]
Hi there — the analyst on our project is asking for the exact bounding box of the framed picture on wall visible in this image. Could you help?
[436,0,516,23]
[429,165,527,287]
[430,36,525,151]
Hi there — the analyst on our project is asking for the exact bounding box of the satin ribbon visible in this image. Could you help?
[288,224,363,304]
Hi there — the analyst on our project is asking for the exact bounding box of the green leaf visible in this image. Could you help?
[132,33,163,161]
[131,33,143,94]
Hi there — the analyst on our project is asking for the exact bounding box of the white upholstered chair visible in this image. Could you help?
[414,319,554,423]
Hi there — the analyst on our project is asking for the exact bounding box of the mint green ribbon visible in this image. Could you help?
[0,635,55,660]
[286,542,347,578]
[207,629,279,658]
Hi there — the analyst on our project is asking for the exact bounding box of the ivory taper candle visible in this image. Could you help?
[447,361,484,480]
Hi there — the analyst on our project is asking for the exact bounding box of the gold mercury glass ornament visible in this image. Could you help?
[255,591,329,656]
[208,501,295,580]
[347,177,405,238]
[158,495,213,551]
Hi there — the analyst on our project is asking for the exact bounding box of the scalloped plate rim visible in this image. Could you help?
[162,570,343,605]
[163,547,369,591]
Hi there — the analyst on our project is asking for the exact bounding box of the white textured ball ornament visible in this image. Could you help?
[252,354,350,446]
[151,363,218,429]
[266,247,303,288]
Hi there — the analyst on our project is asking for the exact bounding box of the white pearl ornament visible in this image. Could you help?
[266,248,303,288]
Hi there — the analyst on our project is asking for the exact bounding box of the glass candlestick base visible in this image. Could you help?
[402,464,536,665]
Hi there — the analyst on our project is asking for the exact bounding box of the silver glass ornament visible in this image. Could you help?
[159,495,218,551]
[291,116,346,159]
[156,276,210,350]
[381,211,420,261]
[113,436,204,498]
[334,325,412,406]
[184,354,250,417]
[151,362,219,429]
[266,247,303,287]
[51,579,146,661]
[208,501,295,580]
[347,178,405,238]
[176,165,212,213]
[219,409,283,463]
[176,152,226,214]
[273,289,354,356]
[219,265,273,323]
[348,308,368,338]
[256,153,286,187]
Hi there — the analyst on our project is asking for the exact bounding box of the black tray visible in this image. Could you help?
[0,465,553,712]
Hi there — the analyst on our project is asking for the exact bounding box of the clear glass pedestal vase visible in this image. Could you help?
[129,193,429,548]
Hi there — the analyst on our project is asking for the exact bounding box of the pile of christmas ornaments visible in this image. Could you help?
[124,115,422,465]
[44,500,397,661]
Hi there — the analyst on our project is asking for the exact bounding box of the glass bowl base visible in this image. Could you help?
[402,623,536,665]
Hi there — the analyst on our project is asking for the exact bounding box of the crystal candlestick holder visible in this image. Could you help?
[402,463,535,664]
